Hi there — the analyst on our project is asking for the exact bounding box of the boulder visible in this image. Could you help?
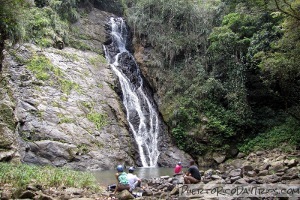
[211,175,222,180]
[212,152,226,164]
[142,189,153,196]
[19,190,35,199]
[37,193,55,200]
[228,169,242,177]
[242,165,253,172]
[244,170,257,177]
[261,175,281,183]
[230,176,241,182]
[117,190,134,200]
[284,159,298,168]
[256,151,265,156]
[237,152,245,158]
[234,178,249,184]
[170,186,179,195]
[257,170,269,176]
[269,161,284,172]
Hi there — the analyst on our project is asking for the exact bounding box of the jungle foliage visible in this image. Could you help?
[1,0,299,161]
[0,0,100,53]
[122,0,300,159]
[0,0,26,71]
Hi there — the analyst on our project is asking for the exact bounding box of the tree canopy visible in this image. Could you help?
[122,0,300,158]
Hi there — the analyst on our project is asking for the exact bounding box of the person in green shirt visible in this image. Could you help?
[114,165,130,194]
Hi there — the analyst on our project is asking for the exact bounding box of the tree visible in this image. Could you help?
[0,0,25,71]
[49,0,80,22]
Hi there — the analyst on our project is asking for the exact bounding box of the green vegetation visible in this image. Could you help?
[79,101,108,130]
[89,55,107,66]
[22,6,69,47]
[0,104,16,130]
[80,101,94,110]
[69,39,92,51]
[239,117,300,153]
[77,143,90,154]
[26,54,81,94]
[58,113,75,124]
[1,0,98,53]
[27,55,54,80]
[60,95,68,101]
[123,0,300,158]
[0,0,25,71]
[54,50,79,61]
[0,162,99,197]
[91,140,104,149]
[1,0,299,163]
[48,0,80,22]
[87,111,108,130]
[123,0,217,67]
[60,79,81,95]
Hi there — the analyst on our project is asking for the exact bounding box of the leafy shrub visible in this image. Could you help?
[49,0,80,23]
[23,6,69,47]
[123,0,218,67]
[239,117,300,153]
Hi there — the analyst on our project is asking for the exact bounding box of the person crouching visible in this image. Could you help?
[114,165,130,194]
[127,166,141,192]
[184,160,201,184]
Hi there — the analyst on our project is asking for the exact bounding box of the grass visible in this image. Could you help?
[77,143,90,154]
[87,111,108,130]
[27,55,54,81]
[79,102,109,130]
[59,78,82,95]
[0,104,15,130]
[88,55,107,66]
[0,162,100,197]
[54,50,79,62]
[58,113,75,124]
[27,54,82,95]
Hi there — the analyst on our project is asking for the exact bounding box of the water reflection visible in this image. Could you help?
[93,167,185,186]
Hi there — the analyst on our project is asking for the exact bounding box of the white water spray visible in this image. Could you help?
[104,17,160,167]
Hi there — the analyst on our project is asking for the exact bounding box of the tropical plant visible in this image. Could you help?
[49,0,80,22]
[123,0,221,67]
[0,0,25,71]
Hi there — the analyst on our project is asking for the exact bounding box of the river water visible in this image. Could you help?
[93,167,186,186]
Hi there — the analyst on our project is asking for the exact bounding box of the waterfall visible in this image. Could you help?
[103,17,160,167]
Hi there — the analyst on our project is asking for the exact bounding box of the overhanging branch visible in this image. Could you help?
[274,0,300,20]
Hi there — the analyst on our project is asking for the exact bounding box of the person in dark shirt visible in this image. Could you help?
[184,160,201,184]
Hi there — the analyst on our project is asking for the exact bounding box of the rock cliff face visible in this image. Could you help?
[0,8,192,170]
[1,41,136,170]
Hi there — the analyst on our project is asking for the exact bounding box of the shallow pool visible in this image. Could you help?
[92,167,186,186]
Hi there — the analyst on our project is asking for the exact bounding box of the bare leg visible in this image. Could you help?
[184,176,200,184]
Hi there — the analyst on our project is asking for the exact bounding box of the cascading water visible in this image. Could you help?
[103,17,160,167]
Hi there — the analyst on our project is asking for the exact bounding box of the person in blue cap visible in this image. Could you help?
[127,166,141,192]
[114,165,130,194]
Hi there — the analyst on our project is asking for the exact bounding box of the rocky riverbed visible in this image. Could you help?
[1,149,299,199]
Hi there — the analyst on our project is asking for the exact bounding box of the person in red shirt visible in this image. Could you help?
[174,162,182,174]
